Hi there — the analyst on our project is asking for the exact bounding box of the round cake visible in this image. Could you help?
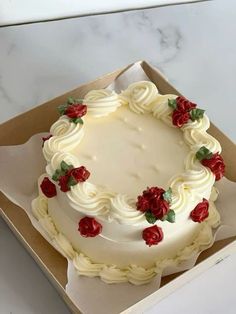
[32,81,225,285]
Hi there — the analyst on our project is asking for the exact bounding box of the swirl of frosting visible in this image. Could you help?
[46,152,81,177]
[83,89,124,117]
[110,194,145,225]
[121,81,159,114]
[39,215,58,239]
[127,265,156,285]
[73,253,103,277]
[99,265,128,284]
[43,116,84,161]
[67,182,114,216]
[152,94,176,126]
[182,115,221,153]
[32,196,48,220]
[53,233,75,259]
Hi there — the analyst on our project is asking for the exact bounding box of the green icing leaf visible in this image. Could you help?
[163,187,172,203]
[67,97,76,104]
[190,108,205,121]
[58,103,68,115]
[166,209,175,223]
[52,169,62,181]
[168,99,177,110]
[196,146,213,161]
[68,176,78,187]
[70,117,84,124]
[145,211,157,224]
[60,160,73,172]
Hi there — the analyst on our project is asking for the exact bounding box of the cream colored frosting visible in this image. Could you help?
[33,80,222,285]
[83,89,126,117]
[32,191,220,285]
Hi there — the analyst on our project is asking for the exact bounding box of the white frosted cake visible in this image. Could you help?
[32,81,225,285]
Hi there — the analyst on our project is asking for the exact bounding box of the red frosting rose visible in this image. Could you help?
[137,187,170,220]
[136,195,150,212]
[40,177,57,198]
[78,217,102,237]
[201,153,225,181]
[142,225,164,247]
[58,175,70,192]
[172,109,190,128]
[151,199,169,220]
[65,104,87,118]
[68,166,90,182]
[190,198,209,222]
[176,96,197,112]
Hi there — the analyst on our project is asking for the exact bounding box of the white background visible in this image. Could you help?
[0,0,236,313]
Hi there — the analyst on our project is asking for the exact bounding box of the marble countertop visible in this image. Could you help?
[0,0,236,313]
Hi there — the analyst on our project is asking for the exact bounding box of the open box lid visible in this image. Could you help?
[0,0,210,27]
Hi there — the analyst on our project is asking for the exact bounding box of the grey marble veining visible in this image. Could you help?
[0,0,236,141]
[0,1,236,314]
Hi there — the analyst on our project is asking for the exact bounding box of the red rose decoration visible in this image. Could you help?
[78,217,102,237]
[136,195,150,212]
[40,177,57,198]
[172,109,190,128]
[176,96,197,112]
[201,153,225,181]
[68,166,90,183]
[58,175,70,192]
[190,198,209,222]
[151,199,169,220]
[65,104,87,119]
[142,225,164,247]
[137,187,170,221]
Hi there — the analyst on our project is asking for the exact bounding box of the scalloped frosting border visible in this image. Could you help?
[42,81,222,225]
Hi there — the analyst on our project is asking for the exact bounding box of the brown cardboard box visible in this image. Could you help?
[1,61,236,313]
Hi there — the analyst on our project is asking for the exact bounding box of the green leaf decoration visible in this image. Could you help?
[163,187,172,203]
[68,176,78,187]
[67,97,76,104]
[52,169,63,181]
[166,210,175,223]
[70,117,84,124]
[145,211,157,224]
[60,160,73,172]
[58,103,68,115]
[168,98,177,110]
[52,161,74,181]
[196,146,213,161]
[190,108,205,121]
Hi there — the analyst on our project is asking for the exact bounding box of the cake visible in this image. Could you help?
[32,81,225,285]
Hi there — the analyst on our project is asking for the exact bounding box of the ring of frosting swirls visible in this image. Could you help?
[42,81,222,227]
[83,89,125,117]
[121,81,159,114]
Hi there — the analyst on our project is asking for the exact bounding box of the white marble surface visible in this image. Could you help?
[0,0,236,313]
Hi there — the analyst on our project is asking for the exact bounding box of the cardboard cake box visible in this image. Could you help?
[0,61,236,314]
